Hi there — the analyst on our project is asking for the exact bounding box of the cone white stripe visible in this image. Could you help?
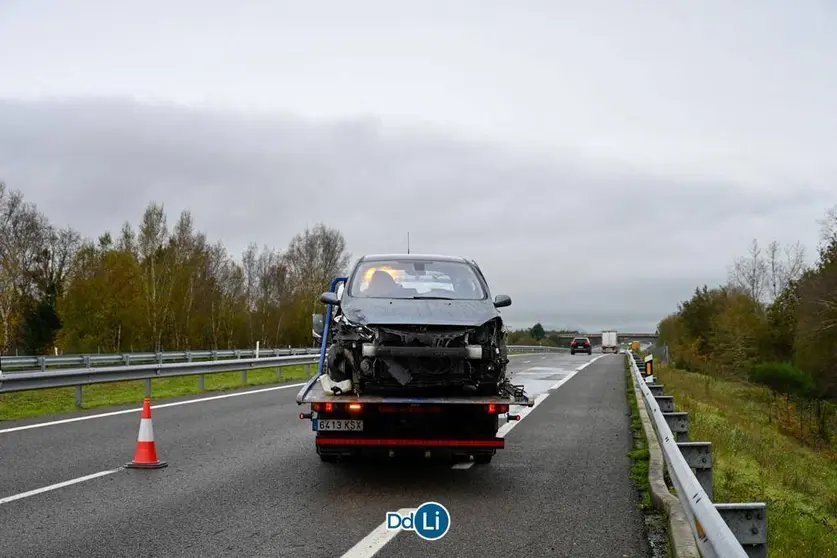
[137,418,154,442]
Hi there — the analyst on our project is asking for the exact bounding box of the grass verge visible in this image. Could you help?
[626,360,654,512]
[657,364,837,558]
[626,358,670,557]
[0,365,311,421]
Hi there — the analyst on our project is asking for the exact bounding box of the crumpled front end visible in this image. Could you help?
[325,316,509,395]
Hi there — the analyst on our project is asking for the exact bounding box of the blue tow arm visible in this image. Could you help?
[317,276,348,377]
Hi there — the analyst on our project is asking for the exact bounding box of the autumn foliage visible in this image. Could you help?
[657,204,837,448]
[0,182,350,355]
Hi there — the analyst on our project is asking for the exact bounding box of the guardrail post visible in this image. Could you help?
[648,384,665,396]
[75,385,83,408]
[654,395,675,412]
[305,363,312,378]
[677,441,713,499]
[234,350,246,384]
[714,503,768,558]
[38,356,46,372]
[663,411,690,442]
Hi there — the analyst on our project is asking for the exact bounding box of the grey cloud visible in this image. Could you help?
[0,97,830,332]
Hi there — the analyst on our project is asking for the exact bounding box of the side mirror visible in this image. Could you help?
[493,294,512,308]
[312,314,324,339]
[321,291,340,306]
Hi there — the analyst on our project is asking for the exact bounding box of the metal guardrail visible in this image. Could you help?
[0,345,569,405]
[0,353,321,406]
[507,345,568,353]
[0,344,568,371]
[0,347,321,371]
[627,350,768,558]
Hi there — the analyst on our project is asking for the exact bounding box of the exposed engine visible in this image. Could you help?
[325,314,509,396]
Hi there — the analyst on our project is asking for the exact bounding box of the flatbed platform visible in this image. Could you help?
[295,374,534,407]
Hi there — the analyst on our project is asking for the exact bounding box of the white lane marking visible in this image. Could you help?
[344,354,610,553]
[0,353,566,435]
[0,382,307,435]
[496,354,607,438]
[0,468,122,505]
[341,507,416,558]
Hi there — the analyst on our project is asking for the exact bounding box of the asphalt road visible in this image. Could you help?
[0,350,648,557]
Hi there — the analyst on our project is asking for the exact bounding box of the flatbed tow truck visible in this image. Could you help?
[296,276,534,463]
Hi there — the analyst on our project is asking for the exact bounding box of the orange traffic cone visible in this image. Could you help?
[125,398,168,469]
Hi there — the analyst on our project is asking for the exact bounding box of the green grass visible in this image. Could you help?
[657,364,837,558]
[0,352,556,422]
[0,365,312,421]
[626,359,654,512]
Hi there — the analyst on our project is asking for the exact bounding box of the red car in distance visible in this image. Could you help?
[570,336,592,355]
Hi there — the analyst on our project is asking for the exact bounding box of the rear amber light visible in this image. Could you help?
[487,403,510,414]
[348,403,363,412]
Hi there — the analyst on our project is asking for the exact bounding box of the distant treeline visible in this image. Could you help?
[0,181,351,356]
[657,203,837,448]
[506,322,582,346]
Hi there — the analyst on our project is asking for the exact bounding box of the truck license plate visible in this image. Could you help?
[314,419,363,432]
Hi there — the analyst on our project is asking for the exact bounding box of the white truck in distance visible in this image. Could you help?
[601,330,619,353]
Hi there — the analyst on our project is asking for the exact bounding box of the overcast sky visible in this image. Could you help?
[1,1,835,332]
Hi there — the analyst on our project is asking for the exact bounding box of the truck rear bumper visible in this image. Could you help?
[315,437,505,449]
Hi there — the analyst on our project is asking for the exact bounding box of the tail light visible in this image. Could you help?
[311,401,340,412]
[487,403,509,414]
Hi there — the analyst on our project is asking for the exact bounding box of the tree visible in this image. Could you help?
[283,224,351,340]
[707,289,767,378]
[764,280,800,362]
[815,203,837,272]
[764,240,806,303]
[136,202,177,351]
[728,238,807,305]
[1,182,357,356]
[728,239,768,303]
[0,182,48,354]
[530,322,545,341]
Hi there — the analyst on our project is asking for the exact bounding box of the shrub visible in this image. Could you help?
[749,362,816,398]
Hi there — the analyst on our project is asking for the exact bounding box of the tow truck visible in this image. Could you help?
[296,276,534,463]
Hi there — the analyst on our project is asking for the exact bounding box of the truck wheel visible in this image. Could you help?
[474,454,493,464]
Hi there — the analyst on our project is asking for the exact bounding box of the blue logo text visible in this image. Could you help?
[386,501,451,541]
